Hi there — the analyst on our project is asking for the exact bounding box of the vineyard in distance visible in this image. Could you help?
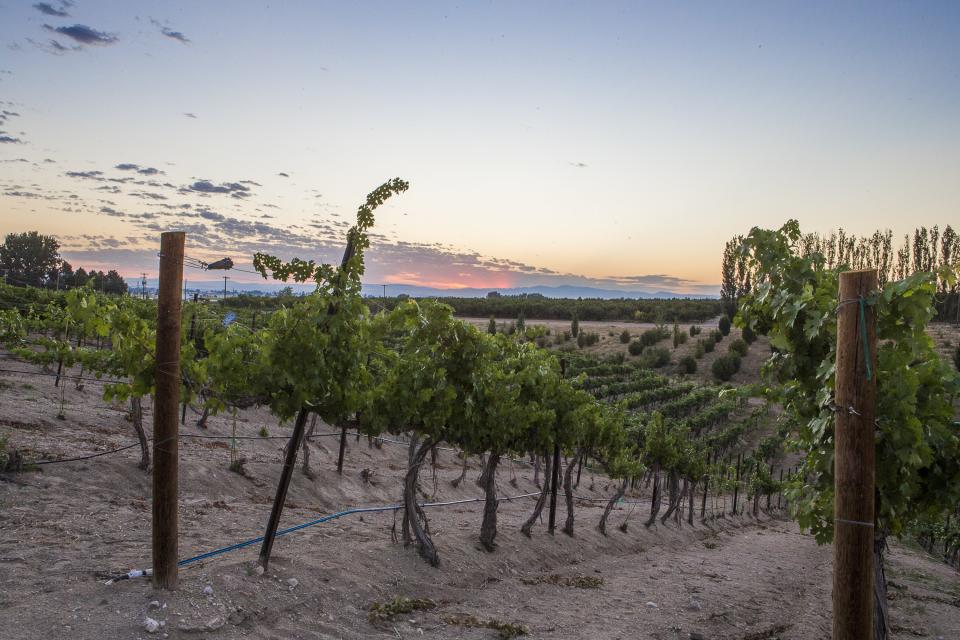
[0,183,958,640]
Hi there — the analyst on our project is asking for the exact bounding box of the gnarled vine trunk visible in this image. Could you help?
[301,413,317,477]
[451,451,469,488]
[687,478,695,525]
[646,463,662,527]
[599,477,628,535]
[521,450,551,537]
[661,469,681,524]
[533,454,541,488]
[130,396,149,471]
[562,449,582,536]
[403,434,439,566]
[479,452,500,551]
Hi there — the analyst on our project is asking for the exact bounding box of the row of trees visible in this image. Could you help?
[0,231,128,294]
[721,225,960,321]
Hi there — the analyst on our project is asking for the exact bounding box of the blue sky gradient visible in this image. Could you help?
[1,1,958,293]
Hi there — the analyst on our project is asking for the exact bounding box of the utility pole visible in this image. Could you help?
[152,231,185,590]
[833,269,878,640]
[141,273,148,299]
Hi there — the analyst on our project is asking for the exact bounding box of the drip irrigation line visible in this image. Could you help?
[107,491,541,581]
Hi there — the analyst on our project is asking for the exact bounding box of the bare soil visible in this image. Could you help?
[0,357,957,640]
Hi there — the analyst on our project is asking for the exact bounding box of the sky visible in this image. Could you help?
[1,1,959,295]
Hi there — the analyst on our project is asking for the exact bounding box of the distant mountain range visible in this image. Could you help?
[156,278,718,300]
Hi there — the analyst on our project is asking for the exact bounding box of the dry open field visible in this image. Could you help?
[1,352,957,640]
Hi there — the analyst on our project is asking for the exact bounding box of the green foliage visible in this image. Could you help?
[728,338,748,357]
[0,231,60,288]
[689,325,701,337]
[672,323,688,348]
[954,344,960,372]
[639,327,668,348]
[570,315,579,338]
[741,324,756,344]
[516,311,525,334]
[711,354,740,381]
[619,329,631,344]
[736,219,960,543]
[678,355,697,374]
[718,315,731,336]
[639,346,670,369]
[694,340,705,359]
[702,336,715,353]
[628,339,643,356]
[488,316,497,335]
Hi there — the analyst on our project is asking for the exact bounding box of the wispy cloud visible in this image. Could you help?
[44,24,119,46]
[33,2,70,18]
[183,112,197,119]
[184,180,252,198]
[115,163,164,176]
[149,18,191,45]
[0,135,24,144]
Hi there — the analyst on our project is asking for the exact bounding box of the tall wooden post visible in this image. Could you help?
[152,231,185,590]
[833,269,877,640]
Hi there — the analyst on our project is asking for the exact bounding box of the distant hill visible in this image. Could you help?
[143,278,718,300]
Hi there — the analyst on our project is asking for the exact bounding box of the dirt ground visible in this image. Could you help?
[0,356,958,640]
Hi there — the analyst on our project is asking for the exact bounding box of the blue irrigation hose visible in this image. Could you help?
[105,491,542,581]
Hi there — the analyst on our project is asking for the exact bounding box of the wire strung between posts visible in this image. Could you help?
[835,517,874,528]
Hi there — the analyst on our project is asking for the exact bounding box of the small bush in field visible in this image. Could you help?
[689,325,701,337]
[619,329,631,343]
[639,346,670,369]
[741,324,756,344]
[711,354,741,381]
[703,337,715,353]
[628,340,644,356]
[678,355,697,374]
[728,338,748,357]
[718,315,731,336]
[694,340,705,359]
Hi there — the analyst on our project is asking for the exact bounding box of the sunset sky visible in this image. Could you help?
[1,1,958,294]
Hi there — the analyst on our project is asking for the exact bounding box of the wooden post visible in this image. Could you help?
[731,453,741,515]
[259,407,309,569]
[152,231,185,590]
[833,269,877,640]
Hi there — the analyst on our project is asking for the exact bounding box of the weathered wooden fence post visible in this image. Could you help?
[153,231,185,589]
[833,269,877,640]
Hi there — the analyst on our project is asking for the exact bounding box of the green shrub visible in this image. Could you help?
[718,315,731,336]
[639,327,668,347]
[678,355,697,374]
[577,332,586,348]
[571,316,580,338]
[628,339,644,356]
[711,354,740,381]
[672,323,688,348]
[728,338,748,357]
[516,313,525,334]
[694,340,705,359]
[639,346,671,369]
[703,337,715,353]
[954,344,960,372]
[619,329,631,344]
[741,324,756,344]
[710,329,723,343]
[610,352,626,364]
[487,316,497,335]
[689,325,701,337]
